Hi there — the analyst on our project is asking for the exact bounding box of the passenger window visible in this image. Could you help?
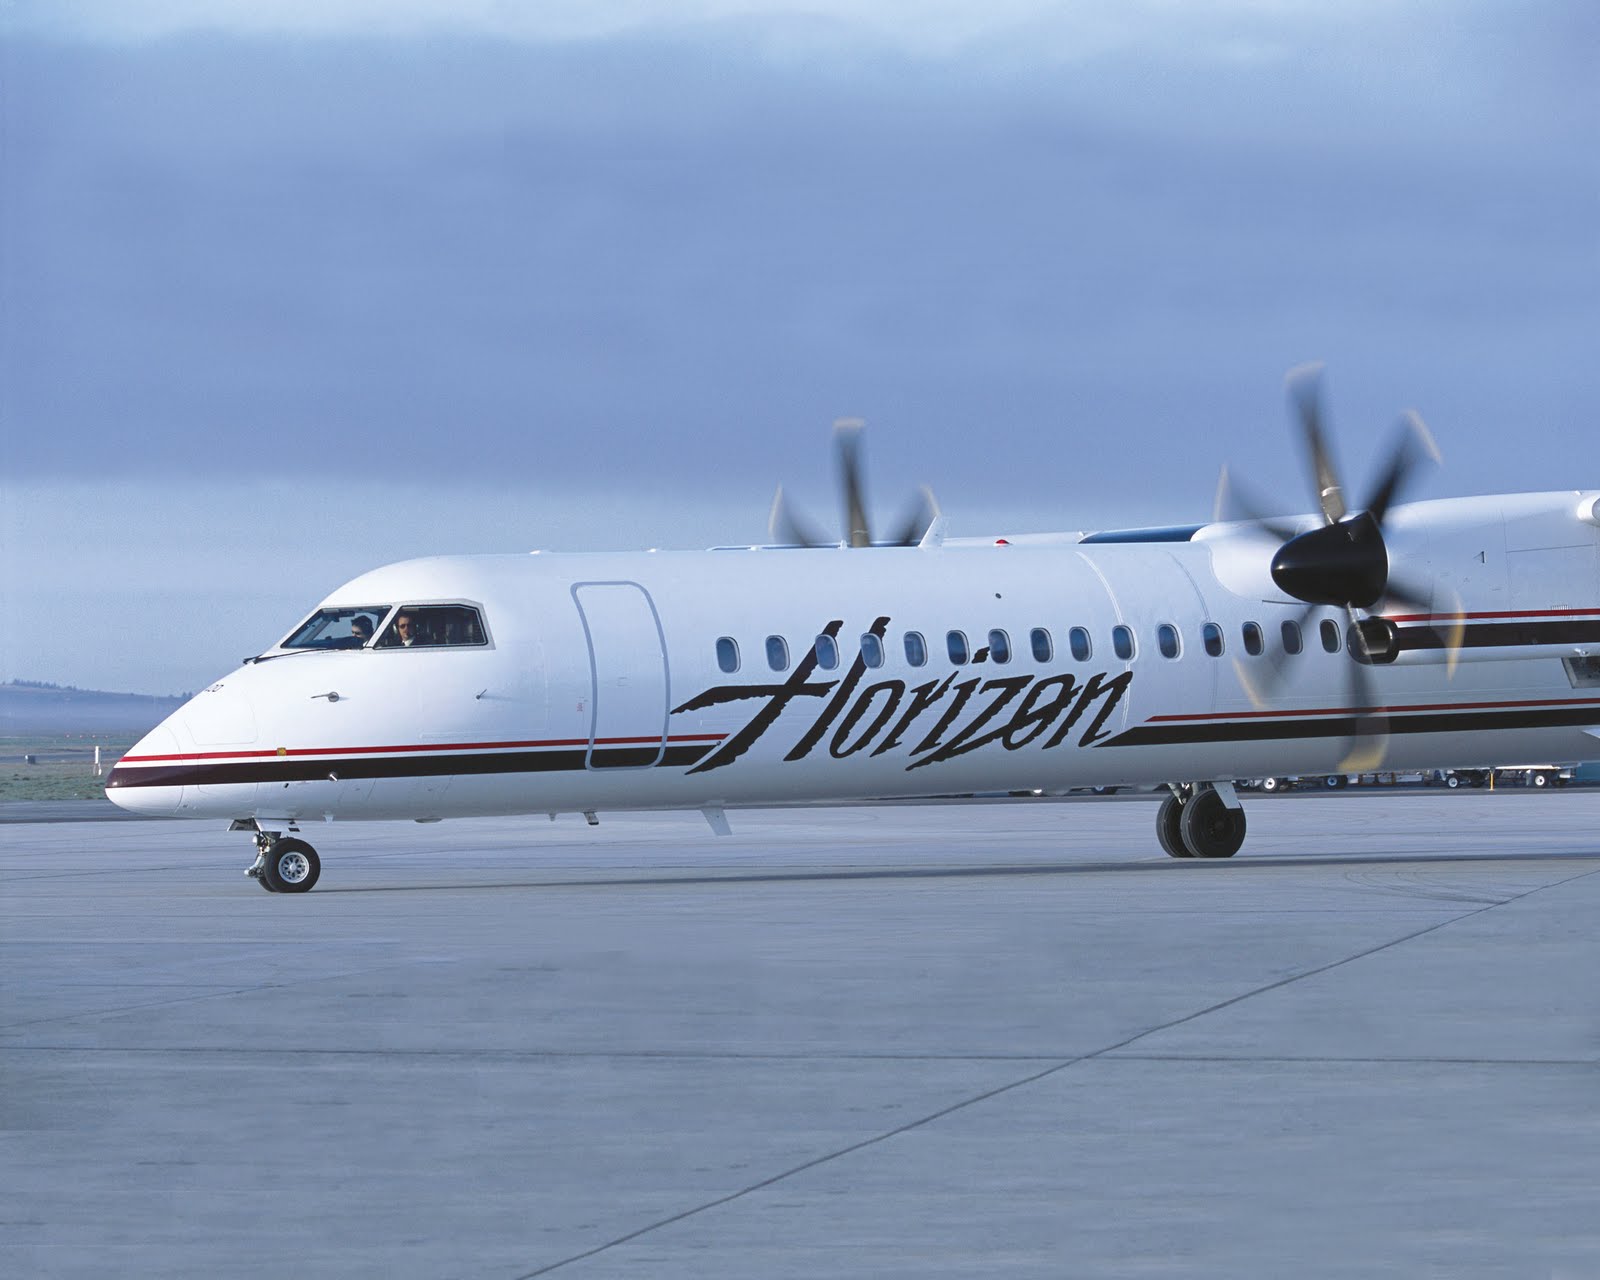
[815,634,840,670]
[861,633,884,669]
[375,604,487,649]
[1202,622,1225,657]
[1320,618,1341,653]
[1030,627,1053,663]
[1242,621,1264,656]
[283,605,387,651]
[766,635,790,672]
[1157,623,1180,659]
[988,629,1012,664]
[904,631,928,667]
[1281,620,1303,656]
[947,630,970,664]
[715,636,739,674]
[1069,626,1092,662]
[1112,625,1135,661]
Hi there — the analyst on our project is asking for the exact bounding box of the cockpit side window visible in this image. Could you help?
[375,604,488,649]
[281,606,388,651]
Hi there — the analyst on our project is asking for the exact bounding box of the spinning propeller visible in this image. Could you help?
[769,418,940,548]
[1220,364,1454,770]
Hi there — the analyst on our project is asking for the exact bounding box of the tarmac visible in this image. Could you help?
[3,790,1599,1279]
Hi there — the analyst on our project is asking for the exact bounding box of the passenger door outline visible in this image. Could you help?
[571,581,670,769]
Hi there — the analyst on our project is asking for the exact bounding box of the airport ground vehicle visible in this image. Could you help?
[1246,766,1580,791]
[1483,764,1572,788]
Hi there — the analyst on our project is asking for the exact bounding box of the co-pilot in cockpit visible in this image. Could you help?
[372,604,486,648]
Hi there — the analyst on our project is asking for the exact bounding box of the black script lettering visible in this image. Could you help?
[910,677,983,755]
[678,620,844,774]
[1077,670,1133,745]
[784,616,891,762]
[999,673,1080,750]
[905,675,1033,770]
[1040,670,1134,750]
[870,674,956,757]
[830,680,906,758]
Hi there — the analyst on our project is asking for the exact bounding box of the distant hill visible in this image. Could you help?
[1,682,186,736]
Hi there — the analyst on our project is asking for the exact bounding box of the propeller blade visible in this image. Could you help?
[1378,572,1470,674]
[1362,411,1439,526]
[834,418,872,549]
[1287,362,1347,525]
[1379,573,1432,615]
[1213,466,1302,542]
[768,485,829,548]
[886,486,941,547]
[1430,582,1467,679]
[1380,578,1467,679]
[1338,608,1390,772]
[1233,602,1321,709]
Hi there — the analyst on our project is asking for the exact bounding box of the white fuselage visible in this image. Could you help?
[107,491,1600,826]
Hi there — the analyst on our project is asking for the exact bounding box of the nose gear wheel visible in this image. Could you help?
[248,831,322,893]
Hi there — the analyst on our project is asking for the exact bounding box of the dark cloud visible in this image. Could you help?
[2,15,1596,525]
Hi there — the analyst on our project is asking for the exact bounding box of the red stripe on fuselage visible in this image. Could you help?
[118,732,727,765]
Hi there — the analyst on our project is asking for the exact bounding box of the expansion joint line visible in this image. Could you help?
[1079,861,1600,1062]
[515,862,1600,1278]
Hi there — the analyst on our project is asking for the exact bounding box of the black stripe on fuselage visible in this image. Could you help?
[1101,703,1600,748]
[1397,619,1600,652]
[106,743,715,789]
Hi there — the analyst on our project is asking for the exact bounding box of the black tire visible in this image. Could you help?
[260,838,320,894]
[1180,789,1247,858]
[1261,777,1280,793]
[1532,772,1549,788]
[1156,793,1191,857]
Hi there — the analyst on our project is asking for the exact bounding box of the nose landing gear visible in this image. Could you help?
[1156,783,1247,859]
[245,828,322,893]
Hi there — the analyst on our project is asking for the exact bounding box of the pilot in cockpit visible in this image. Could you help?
[350,615,375,646]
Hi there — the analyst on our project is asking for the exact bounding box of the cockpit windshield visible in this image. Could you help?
[375,604,487,648]
[281,607,388,651]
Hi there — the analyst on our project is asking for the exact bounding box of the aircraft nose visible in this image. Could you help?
[104,722,186,816]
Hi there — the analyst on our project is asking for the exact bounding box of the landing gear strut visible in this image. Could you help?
[245,828,321,893]
[1157,784,1247,859]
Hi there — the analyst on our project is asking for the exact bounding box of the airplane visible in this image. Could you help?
[105,367,1600,892]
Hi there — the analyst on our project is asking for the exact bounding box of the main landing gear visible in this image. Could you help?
[243,826,322,893]
[1156,783,1247,859]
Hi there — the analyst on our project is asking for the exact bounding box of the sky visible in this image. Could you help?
[3,0,1596,694]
